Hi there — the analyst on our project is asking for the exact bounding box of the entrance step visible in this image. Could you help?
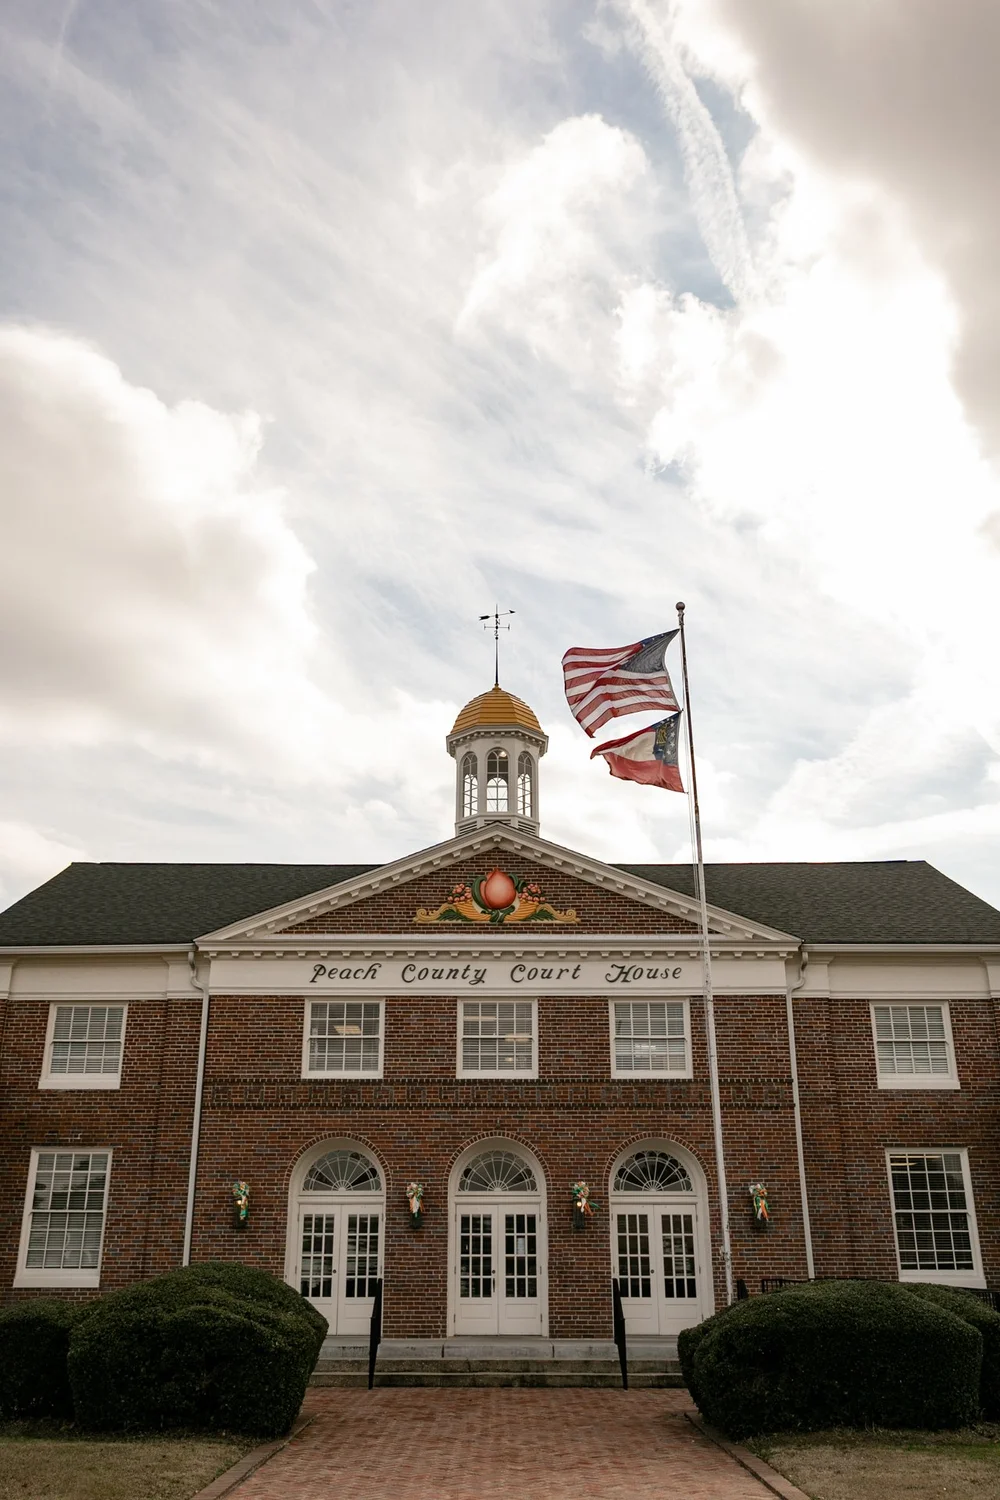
[310,1336,683,1389]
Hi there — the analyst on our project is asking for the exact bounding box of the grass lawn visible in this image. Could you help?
[0,1422,256,1500]
[751,1424,1000,1500]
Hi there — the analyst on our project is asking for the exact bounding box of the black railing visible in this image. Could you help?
[761,1275,1000,1309]
[368,1278,383,1390]
[611,1277,628,1390]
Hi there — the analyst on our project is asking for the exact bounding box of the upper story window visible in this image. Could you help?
[303,1000,383,1077]
[517,752,533,817]
[461,753,478,817]
[872,1004,959,1089]
[15,1149,112,1288]
[611,1001,691,1077]
[888,1149,982,1285]
[486,749,509,812]
[458,1000,536,1077]
[40,1005,126,1090]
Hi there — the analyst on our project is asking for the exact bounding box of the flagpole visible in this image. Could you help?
[676,602,735,1307]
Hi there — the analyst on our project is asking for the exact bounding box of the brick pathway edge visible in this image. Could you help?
[189,1416,315,1500]
[684,1412,812,1500]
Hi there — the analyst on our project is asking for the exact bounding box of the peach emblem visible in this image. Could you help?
[480,869,517,910]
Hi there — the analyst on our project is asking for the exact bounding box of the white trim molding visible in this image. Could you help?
[14,1146,113,1289]
[608,997,693,1079]
[456,997,539,1079]
[300,996,385,1079]
[871,1002,960,1090]
[886,1147,985,1288]
[37,1002,128,1091]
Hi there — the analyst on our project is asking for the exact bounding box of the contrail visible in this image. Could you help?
[48,0,82,96]
[615,0,756,303]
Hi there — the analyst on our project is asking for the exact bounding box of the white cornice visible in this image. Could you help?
[198,826,800,947]
[199,934,798,959]
[0,944,191,957]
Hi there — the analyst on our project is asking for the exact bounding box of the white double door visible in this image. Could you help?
[454,1198,545,1336]
[296,1201,381,1336]
[614,1198,704,1336]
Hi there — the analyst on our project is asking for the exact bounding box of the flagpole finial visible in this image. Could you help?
[675,601,685,614]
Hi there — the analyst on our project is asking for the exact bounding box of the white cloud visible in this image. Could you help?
[0,326,329,769]
[0,821,85,907]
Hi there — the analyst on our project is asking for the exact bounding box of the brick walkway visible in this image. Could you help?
[230,1388,773,1499]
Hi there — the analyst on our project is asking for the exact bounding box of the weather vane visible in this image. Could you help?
[480,605,515,687]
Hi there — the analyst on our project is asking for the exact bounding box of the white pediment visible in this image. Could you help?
[198,826,799,951]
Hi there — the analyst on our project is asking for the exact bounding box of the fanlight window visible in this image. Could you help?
[614,1150,692,1193]
[459,1150,536,1193]
[486,749,509,813]
[303,1150,381,1192]
[517,752,533,817]
[461,753,478,818]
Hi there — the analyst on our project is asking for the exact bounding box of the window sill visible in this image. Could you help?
[301,1070,383,1081]
[611,1070,693,1081]
[898,1270,985,1288]
[456,1071,539,1081]
[13,1268,101,1288]
[38,1076,121,1091]
[877,1077,960,1090]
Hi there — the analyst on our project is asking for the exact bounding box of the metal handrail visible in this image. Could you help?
[611,1277,628,1390]
[368,1278,383,1390]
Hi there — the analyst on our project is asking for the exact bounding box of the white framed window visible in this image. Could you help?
[486,749,509,813]
[887,1149,984,1286]
[302,999,384,1077]
[517,752,533,817]
[871,1003,959,1089]
[14,1149,112,1288]
[610,1000,692,1078]
[39,1004,127,1090]
[457,1000,537,1078]
[461,753,478,818]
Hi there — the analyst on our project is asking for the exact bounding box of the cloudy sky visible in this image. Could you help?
[2,0,999,913]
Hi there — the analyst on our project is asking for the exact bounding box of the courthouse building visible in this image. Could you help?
[2,682,1000,1341]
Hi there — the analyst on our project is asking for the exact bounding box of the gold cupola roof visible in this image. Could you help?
[450,684,543,736]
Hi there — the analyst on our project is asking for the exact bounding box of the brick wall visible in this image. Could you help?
[3,900,998,1335]
[0,993,201,1301]
[280,858,700,935]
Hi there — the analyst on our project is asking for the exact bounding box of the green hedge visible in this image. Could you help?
[68,1263,327,1437]
[0,1299,81,1421]
[687,1280,981,1439]
[905,1285,1000,1418]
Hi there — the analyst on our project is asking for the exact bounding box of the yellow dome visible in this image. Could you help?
[450,685,542,735]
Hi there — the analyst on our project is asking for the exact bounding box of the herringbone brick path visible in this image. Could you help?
[230,1388,773,1499]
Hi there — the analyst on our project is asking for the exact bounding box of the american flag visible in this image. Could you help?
[561,630,680,736]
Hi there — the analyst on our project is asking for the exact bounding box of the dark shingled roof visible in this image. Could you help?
[0,858,997,949]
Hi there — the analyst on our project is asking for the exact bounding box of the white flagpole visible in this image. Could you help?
[676,601,735,1306]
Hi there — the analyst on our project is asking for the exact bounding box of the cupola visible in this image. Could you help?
[446,685,548,836]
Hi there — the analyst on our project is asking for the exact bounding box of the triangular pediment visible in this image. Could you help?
[199,827,798,948]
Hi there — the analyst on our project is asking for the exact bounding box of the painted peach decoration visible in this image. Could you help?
[414,868,578,925]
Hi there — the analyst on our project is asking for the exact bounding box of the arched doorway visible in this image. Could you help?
[609,1143,712,1336]
[286,1143,384,1336]
[449,1142,548,1337]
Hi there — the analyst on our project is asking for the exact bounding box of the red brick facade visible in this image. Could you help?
[2,847,998,1335]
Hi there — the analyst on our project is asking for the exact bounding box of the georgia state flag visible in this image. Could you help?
[590,713,684,793]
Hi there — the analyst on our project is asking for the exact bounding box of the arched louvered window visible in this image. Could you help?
[459,1149,537,1192]
[486,749,509,813]
[461,753,478,817]
[613,1150,693,1193]
[517,752,533,817]
[303,1150,381,1192]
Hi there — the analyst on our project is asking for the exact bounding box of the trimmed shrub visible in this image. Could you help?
[0,1299,81,1420]
[688,1280,981,1439]
[177,1260,328,1343]
[905,1284,1000,1418]
[68,1264,328,1437]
